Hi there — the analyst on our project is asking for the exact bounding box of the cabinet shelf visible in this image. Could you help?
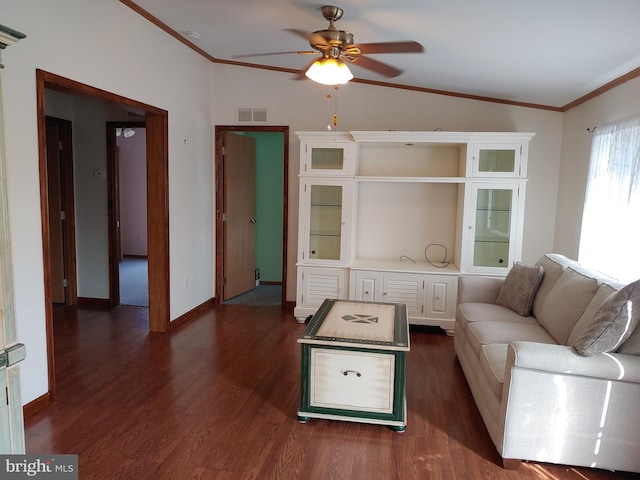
[351,258,460,275]
[356,176,466,184]
[475,239,510,244]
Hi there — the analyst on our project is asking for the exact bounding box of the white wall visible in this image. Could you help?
[2,0,214,404]
[555,76,640,259]
[6,0,632,409]
[118,130,148,257]
[212,64,564,300]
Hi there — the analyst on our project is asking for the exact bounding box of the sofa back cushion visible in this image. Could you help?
[531,254,567,318]
[535,267,599,344]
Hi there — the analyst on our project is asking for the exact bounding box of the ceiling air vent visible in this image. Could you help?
[237,106,268,123]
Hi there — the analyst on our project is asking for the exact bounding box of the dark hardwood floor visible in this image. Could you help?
[25,305,636,479]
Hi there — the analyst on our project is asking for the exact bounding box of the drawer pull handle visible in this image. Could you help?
[341,370,362,377]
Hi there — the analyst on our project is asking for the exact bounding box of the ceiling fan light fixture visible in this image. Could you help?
[116,127,136,138]
[305,57,353,85]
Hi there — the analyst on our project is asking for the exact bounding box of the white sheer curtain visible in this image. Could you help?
[579,115,640,283]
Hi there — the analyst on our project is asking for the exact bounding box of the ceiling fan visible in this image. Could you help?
[233,5,424,85]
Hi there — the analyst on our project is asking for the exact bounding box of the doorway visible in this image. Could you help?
[36,70,170,401]
[106,122,149,307]
[215,126,289,306]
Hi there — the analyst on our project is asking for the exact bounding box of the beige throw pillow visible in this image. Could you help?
[574,279,640,356]
[617,326,640,355]
[496,263,545,316]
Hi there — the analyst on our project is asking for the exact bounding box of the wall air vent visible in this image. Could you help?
[237,106,268,123]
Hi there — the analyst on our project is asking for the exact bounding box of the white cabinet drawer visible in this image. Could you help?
[310,348,395,413]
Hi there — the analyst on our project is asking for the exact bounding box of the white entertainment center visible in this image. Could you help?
[294,131,535,334]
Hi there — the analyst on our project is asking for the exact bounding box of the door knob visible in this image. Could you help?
[250,218,256,223]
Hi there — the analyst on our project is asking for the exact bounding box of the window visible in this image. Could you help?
[579,115,640,283]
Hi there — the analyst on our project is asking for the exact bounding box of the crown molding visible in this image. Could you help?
[120,1,638,113]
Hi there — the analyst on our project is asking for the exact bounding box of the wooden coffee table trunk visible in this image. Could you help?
[297,299,410,431]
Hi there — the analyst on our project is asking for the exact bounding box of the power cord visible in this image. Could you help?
[425,243,450,268]
[398,244,450,268]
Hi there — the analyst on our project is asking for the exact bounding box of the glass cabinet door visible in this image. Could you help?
[301,179,352,265]
[472,143,523,177]
[302,142,353,176]
[309,184,342,260]
[469,184,519,271]
[312,147,344,170]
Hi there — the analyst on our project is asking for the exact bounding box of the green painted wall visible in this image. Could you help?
[244,132,284,282]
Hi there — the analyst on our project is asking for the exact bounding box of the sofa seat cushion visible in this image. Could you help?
[535,267,600,344]
[480,343,509,402]
[466,320,557,357]
[457,303,537,332]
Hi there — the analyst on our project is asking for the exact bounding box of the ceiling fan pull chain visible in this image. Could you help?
[326,92,333,131]
[333,86,339,128]
[325,86,340,130]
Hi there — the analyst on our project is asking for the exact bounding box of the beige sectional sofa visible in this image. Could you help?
[454,253,640,473]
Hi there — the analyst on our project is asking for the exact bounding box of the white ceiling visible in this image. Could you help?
[128,0,640,109]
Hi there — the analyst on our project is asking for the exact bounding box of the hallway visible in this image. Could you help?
[119,256,148,307]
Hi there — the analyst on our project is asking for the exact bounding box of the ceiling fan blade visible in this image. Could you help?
[347,55,403,78]
[284,28,329,50]
[284,28,312,41]
[232,51,316,59]
[348,41,424,55]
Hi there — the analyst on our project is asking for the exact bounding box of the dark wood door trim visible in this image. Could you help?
[36,69,171,402]
[214,125,289,306]
[145,112,170,331]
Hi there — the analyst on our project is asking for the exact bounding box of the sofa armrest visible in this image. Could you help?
[507,341,640,383]
[457,275,504,304]
[500,341,640,471]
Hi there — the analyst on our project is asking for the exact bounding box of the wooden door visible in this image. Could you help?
[223,132,256,300]
[46,122,66,304]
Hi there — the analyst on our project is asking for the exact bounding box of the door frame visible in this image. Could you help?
[106,121,147,307]
[214,126,289,305]
[36,70,170,401]
[44,116,78,306]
